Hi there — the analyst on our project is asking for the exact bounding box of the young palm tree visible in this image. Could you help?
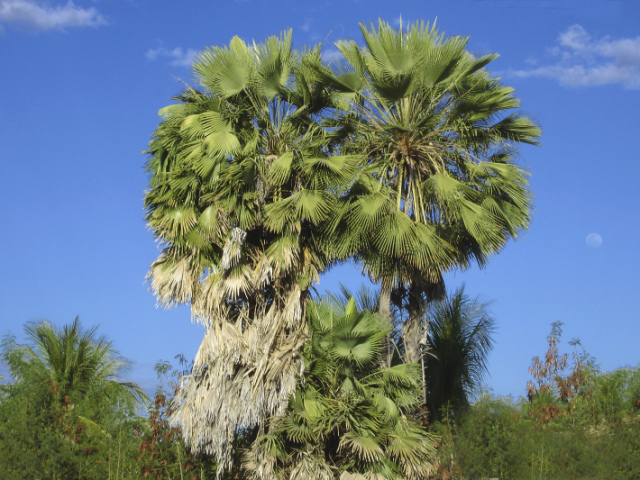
[320,20,540,364]
[2,317,146,415]
[0,318,147,478]
[144,32,358,470]
[244,297,437,479]
[424,286,496,422]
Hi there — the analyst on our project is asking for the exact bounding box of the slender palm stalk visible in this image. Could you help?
[321,20,539,365]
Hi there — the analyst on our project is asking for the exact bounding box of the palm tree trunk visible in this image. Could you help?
[403,315,422,364]
[378,286,391,320]
[378,285,393,367]
[403,282,425,365]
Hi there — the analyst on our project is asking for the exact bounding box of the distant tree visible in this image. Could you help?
[6,317,146,411]
[0,318,147,479]
[424,286,496,422]
[526,322,592,425]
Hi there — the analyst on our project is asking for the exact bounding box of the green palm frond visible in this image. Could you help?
[255,31,296,99]
[194,37,254,97]
[424,285,496,421]
[246,297,436,478]
[339,432,384,463]
[267,151,295,185]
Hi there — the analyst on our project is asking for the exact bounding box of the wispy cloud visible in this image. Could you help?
[300,20,311,33]
[321,47,341,63]
[146,44,199,68]
[511,25,640,90]
[0,0,107,31]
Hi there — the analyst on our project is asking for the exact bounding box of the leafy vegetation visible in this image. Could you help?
[431,324,640,479]
[136,358,217,479]
[0,320,221,479]
[245,297,437,479]
[0,318,148,479]
[4,315,639,479]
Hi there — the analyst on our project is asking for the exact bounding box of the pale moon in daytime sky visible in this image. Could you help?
[586,233,603,248]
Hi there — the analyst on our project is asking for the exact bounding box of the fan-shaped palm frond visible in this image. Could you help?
[244,298,436,479]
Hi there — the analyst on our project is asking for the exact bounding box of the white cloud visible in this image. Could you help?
[147,44,199,68]
[511,25,640,90]
[321,47,341,63]
[0,0,107,31]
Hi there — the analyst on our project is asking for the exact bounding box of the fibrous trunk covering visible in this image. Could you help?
[170,232,309,475]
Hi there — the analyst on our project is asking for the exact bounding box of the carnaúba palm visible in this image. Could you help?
[321,20,540,365]
[144,32,358,471]
[244,297,437,479]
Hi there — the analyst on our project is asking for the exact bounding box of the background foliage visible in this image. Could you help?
[430,324,640,480]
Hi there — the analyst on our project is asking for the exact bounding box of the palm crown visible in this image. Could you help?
[144,32,360,470]
[2,317,146,415]
[320,20,539,362]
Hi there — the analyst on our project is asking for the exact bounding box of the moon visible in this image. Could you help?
[586,233,603,248]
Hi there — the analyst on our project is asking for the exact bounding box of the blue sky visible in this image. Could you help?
[1,0,639,398]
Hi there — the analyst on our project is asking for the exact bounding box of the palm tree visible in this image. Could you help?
[143,22,540,471]
[424,286,496,422]
[3,316,146,416]
[320,20,540,365]
[0,318,147,478]
[244,297,437,479]
[144,32,357,470]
